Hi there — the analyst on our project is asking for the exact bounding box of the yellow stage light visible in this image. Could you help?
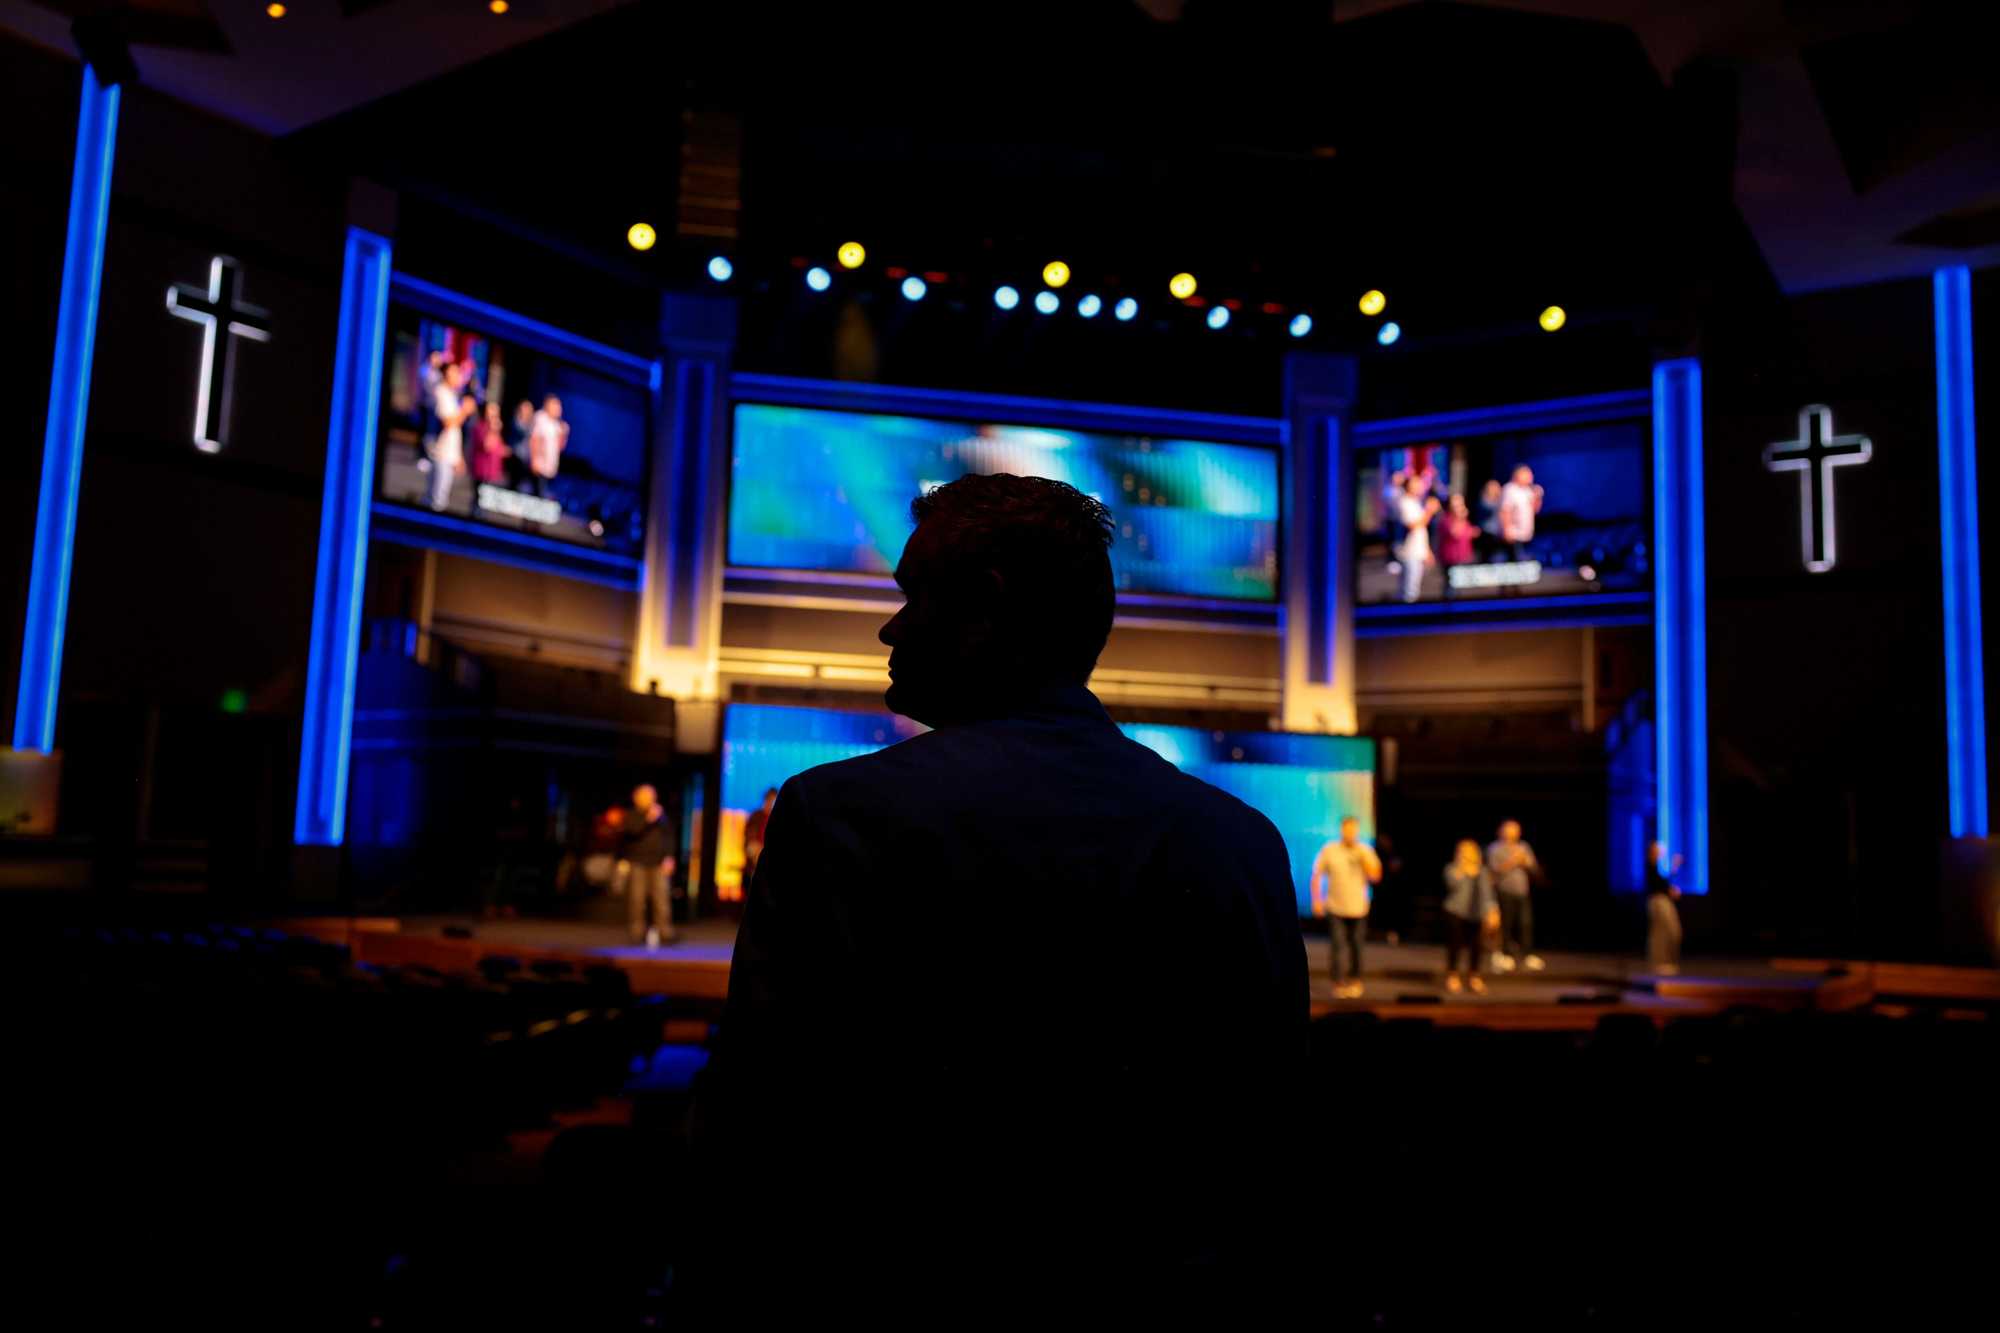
[489,0,509,13]
[837,241,867,270]
[1358,289,1386,316]
[265,2,286,16]
[1042,260,1071,289]
[1539,305,1567,332]
[1168,272,1197,300]
[626,222,657,252]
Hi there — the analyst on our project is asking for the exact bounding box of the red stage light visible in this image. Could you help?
[1261,302,1284,315]
[884,266,908,279]
[923,271,949,284]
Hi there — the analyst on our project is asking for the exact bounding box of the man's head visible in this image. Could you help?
[632,783,657,811]
[1512,465,1534,487]
[445,361,468,389]
[1339,816,1360,845]
[542,395,562,418]
[1403,473,1425,495]
[1498,819,1521,843]
[879,473,1115,726]
[516,400,535,422]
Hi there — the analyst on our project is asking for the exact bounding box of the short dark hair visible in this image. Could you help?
[910,473,1116,682]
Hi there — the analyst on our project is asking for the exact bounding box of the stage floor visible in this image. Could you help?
[283,914,1884,1028]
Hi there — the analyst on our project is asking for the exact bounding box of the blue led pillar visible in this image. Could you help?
[13,66,120,752]
[1653,358,1708,892]
[632,292,736,702]
[294,227,392,845]
[1935,266,1987,837]
[1280,353,1359,733]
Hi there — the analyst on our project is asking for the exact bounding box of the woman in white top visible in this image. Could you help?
[428,360,476,511]
[1397,472,1442,603]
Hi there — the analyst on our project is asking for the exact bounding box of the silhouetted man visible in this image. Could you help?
[689,474,1307,1311]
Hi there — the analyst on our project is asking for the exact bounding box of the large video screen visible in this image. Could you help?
[377,305,649,557]
[728,403,1281,601]
[1356,418,1649,605]
[718,703,1375,913]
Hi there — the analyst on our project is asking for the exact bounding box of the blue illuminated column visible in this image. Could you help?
[1280,353,1359,733]
[13,66,120,753]
[294,227,392,846]
[1935,266,1987,838]
[633,292,736,702]
[1652,358,1708,892]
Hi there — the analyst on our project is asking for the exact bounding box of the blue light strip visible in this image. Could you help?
[1652,359,1707,892]
[295,227,393,846]
[729,371,1285,447]
[13,67,119,753]
[389,272,657,386]
[370,503,642,587]
[1934,266,1987,837]
[1353,388,1652,448]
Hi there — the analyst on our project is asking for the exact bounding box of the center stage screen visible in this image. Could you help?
[728,402,1281,602]
[718,703,1375,913]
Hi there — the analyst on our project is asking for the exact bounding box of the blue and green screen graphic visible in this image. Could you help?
[728,403,1281,601]
[721,703,1374,912]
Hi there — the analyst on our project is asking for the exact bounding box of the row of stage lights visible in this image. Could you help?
[630,228,1572,344]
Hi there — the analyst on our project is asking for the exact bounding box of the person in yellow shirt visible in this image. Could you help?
[1310,816,1383,999]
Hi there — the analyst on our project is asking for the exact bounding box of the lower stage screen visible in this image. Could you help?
[718,703,1375,912]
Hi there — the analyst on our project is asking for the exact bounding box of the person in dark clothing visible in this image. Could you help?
[687,474,1308,1315]
[1646,840,1684,975]
[619,783,676,947]
[740,786,777,897]
[1440,839,1497,992]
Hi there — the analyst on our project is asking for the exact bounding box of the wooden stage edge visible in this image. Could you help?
[274,916,2000,1029]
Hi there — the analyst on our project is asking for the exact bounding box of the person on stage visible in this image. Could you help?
[1440,839,1496,993]
[529,394,569,498]
[472,401,509,485]
[1397,473,1442,603]
[427,359,475,511]
[1498,464,1544,562]
[619,783,677,949]
[1646,841,1684,975]
[690,473,1305,1310]
[1310,816,1382,999]
[1486,819,1543,972]
[741,786,777,897]
[1436,493,1480,597]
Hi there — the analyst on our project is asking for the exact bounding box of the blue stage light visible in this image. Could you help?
[296,227,394,845]
[1114,297,1138,322]
[1289,313,1313,338]
[1077,294,1102,319]
[1206,306,1230,330]
[901,276,927,302]
[1652,357,1708,893]
[1034,290,1060,315]
[17,66,119,753]
[1935,265,1988,836]
[1377,321,1401,346]
[805,266,831,292]
[993,284,1019,310]
[707,256,733,283]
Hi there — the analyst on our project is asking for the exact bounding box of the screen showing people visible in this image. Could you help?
[729,403,1282,601]
[718,702,1376,913]
[1354,418,1649,604]
[377,306,648,556]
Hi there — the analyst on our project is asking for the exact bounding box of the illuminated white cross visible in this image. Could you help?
[1763,404,1871,574]
[166,256,272,453]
